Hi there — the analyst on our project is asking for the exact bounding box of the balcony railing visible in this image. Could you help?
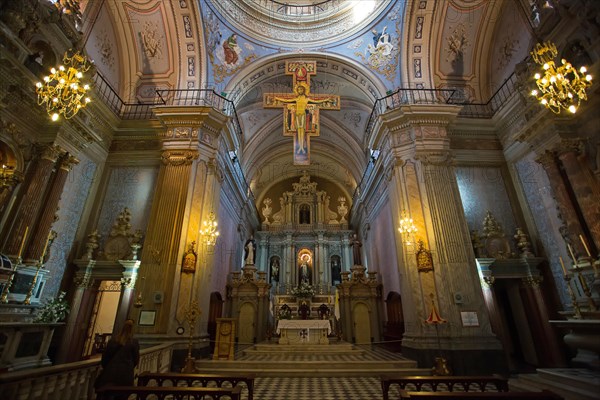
[91,73,242,137]
[0,342,173,400]
[250,0,343,17]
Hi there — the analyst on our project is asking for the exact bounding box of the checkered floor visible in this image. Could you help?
[252,376,383,400]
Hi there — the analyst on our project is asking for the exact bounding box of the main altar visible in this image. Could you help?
[276,319,331,344]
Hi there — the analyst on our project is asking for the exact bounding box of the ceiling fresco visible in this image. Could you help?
[199,0,405,90]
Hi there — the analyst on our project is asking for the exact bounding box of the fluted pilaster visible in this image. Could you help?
[26,154,79,262]
[536,150,587,258]
[3,145,62,257]
[557,141,600,254]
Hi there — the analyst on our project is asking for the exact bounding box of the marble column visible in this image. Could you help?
[56,259,96,363]
[557,142,600,254]
[3,145,63,258]
[519,276,566,367]
[25,154,78,262]
[114,259,141,335]
[342,236,352,270]
[0,169,22,217]
[536,151,587,258]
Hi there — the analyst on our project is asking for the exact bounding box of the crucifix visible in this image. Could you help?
[263,61,340,165]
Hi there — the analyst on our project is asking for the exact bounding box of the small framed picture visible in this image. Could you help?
[139,310,156,326]
[460,311,479,327]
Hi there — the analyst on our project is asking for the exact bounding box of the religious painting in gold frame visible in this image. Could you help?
[416,240,433,273]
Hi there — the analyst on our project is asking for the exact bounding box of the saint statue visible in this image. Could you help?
[270,257,280,282]
[351,233,362,265]
[244,234,256,265]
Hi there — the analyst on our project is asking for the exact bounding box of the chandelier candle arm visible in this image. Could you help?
[530,41,592,114]
[35,51,93,121]
[200,211,219,246]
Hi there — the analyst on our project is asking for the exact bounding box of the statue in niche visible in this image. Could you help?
[350,233,362,265]
[270,257,280,282]
[299,204,310,224]
[244,234,256,265]
[331,256,341,283]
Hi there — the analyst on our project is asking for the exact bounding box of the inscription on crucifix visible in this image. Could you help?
[263,61,340,165]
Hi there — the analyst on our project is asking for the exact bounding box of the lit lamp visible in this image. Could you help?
[35,50,92,121]
[530,41,593,114]
[200,211,219,246]
[398,210,417,244]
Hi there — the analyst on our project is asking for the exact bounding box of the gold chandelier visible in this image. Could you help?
[398,210,417,244]
[35,50,92,121]
[200,212,219,246]
[530,41,593,114]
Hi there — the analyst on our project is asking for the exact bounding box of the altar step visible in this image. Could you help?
[194,342,429,377]
[509,368,600,400]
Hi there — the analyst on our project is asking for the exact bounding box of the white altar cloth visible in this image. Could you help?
[276,320,331,344]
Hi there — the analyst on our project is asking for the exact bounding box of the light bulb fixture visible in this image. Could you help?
[35,50,93,121]
[530,41,592,114]
[398,210,417,244]
[200,211,219,246]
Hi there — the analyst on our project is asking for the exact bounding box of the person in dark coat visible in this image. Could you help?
[94,319,140,398]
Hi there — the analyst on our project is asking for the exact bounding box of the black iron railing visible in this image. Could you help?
[364,88,458,142]
[92,73,242,136]
[450,72,519,118]
[252,0,343,17]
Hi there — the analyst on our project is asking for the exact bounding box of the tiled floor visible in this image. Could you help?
[252,376,384,400]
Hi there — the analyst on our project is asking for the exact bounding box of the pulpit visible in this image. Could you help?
[276,319,331,344]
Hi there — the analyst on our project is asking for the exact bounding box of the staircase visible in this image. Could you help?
[194,340,429,377]
[509,368,600,400]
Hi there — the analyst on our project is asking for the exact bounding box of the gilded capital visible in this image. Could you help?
[415,151,453,166]
[534,150,557,168]
[41,145,64,162]
[161,150,199,166]
[522,275,543,288]
[58,154,80,171]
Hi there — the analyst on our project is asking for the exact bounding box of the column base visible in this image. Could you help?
[401,345,509,375]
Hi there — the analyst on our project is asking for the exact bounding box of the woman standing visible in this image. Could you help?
[94,319,140,396]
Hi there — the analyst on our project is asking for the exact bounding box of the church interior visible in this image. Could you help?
[0,0,599,399]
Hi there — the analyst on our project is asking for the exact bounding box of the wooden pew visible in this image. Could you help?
[397,390,563,399]
[96,385,241,399]
[381,376,509,400]
[137,372,255,400]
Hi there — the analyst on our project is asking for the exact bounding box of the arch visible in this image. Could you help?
[207,291,224,343]
[384,291,405,347]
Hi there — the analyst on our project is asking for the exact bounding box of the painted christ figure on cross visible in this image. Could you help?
[263,61,340,165]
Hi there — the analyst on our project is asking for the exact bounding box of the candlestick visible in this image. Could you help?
[563,275,582,319]
[579,235,592,258]
[40,230,52,263]
[17,226,29,260]
[567,244,577,265]
[559,256,568,276]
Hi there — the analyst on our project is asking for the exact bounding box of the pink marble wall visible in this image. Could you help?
[365,201,401,296]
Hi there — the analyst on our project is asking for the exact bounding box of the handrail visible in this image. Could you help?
[364,88,457,141]
[0,342,173,400]
[91,73,243,137]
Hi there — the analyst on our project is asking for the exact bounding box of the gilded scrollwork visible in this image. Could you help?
[161,150,199,166]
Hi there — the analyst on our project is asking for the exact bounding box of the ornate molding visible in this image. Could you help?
[415,151,453,166]
[58,154,79,172]
[161,150,199,166]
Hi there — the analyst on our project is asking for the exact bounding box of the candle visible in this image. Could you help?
[567,244,577,264]
[579,234,592,258]
[17,226,29,259]
[40,230,52,262]
[559,256,568,276]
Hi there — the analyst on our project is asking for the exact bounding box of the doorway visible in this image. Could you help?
[353,302,371,344]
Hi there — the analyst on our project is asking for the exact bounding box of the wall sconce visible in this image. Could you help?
[398,210,417,245]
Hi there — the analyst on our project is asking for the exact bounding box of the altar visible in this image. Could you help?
[276,319,331,345]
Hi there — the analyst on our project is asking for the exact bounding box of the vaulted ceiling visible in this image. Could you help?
[82,0,533,202]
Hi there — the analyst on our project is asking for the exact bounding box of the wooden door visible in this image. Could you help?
[238,302,255,344]
[353,302,371,344]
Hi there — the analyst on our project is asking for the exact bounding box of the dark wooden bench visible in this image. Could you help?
[381,376,509,400]
[96,385,241,399]
[137,372,255,400]
[397,390,563,399]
